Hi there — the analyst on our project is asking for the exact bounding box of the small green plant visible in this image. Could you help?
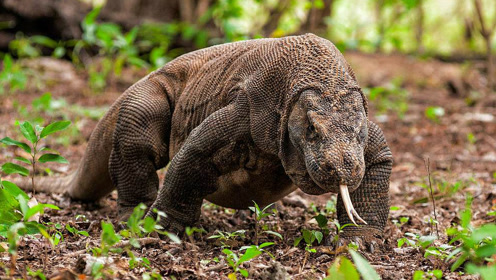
[248,201,281,244]
[466,132,477,145]
[0,54,29,94]
[1,120,71,194]
[208,229,247,248]
[397,232,436,249]
[65,223,89,237]
[325,249,380,280]
[412,269,443,280]
[414,174,474,203]
[77,7,149,92]
[425,106,445,123]
[222,242,274,279]
[294,228,324,272]
[446,196,496,277]
[294,228,324,253]
[185,226,206,243]
[90,204,179,278]
[364,77,409,118]
[0,178,59,276]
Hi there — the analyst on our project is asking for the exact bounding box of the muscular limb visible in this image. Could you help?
[337,121,393,238]
[148,98,250,232]
[109,78,171,220]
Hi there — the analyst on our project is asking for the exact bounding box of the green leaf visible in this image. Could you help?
[314,214,328,228]
[431,270,443,279]
[38,154,68,164]
[239,269,248,277]
[238,246,262,264]
[15,156,31,164]
[1,180,29,200]
[40,121,71,138]
[349,250,380,280]
[412,271,424,280]
[314,231,323,244]
[24,203,59,221]
[466,263,496,280]
[0,137,31,153]
[165,232,181,244]
[259,242,274,249]
[264,230,283,240]
[20,121,37,144]
[30,35,57,48]
[326,256,359,280]
[1,163,29,176]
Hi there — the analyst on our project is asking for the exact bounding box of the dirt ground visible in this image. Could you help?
[0,52,495,279]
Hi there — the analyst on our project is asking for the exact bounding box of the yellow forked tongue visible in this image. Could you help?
[340,184,367,226]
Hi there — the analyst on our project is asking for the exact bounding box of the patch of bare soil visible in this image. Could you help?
[0,53,495,279]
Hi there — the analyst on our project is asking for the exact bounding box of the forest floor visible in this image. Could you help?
[0,52,495,279]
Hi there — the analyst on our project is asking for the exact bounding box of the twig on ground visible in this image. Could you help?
[424,158,440,238]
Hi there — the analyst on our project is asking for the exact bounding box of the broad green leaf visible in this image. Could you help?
[472,224,496,242]
[239,269,249,277]
[314,214,328,228]
[101,221,121,247]
[238,246,262,264]
[30,35,57,48]
[1,163,29,176]
[466,263,496,280]
[0,137,31,153]
[165,232,181,244]
[326,256,359,280]
[17,195,29,217]
[20,121,37,143]
[412,271,424,280]
[264,230,283,240]
[349,250,380,280]
[259,242,274,249]
[15,156,31,164]
[38,154,68,164]
[40,121,71,138]
[1,180,29,200]
[431,270,443,279]
[314,231,323,244]
[24,203,59,221]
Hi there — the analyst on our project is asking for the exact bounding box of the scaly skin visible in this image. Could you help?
[13,34,393,241]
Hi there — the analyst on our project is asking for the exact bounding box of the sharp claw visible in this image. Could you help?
[340,184,367,225]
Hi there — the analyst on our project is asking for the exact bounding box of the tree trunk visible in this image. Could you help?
[415,0,424,54]
[301,0,333,35]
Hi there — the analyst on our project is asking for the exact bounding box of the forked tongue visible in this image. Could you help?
[340,184,367,226]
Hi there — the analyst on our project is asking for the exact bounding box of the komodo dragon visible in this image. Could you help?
[16,33,393,241]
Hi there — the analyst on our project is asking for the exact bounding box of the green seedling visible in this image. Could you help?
[248,201,281,244]
[223,242,274,279]
[413,269,443,280]
[425,106,445,123]
[1,120,71,194]
[185,226,207,243]
[364,77,409,118]
[325,249,380,280]
[208,229,247,248]
[0,54,29,94]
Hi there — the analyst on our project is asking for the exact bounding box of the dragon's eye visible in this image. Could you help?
[307,124,318,140]
[357,126,367,144]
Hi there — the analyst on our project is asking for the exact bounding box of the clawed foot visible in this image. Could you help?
[324,228,384,254]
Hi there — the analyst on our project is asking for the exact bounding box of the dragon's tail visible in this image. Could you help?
[11,173,75,195]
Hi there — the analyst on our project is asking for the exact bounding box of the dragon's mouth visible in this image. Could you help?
[340,184,367,226]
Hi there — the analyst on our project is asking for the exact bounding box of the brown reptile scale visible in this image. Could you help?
[16,34,393,239]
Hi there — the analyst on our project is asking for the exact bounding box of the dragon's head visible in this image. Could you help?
[284,88,368,224]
